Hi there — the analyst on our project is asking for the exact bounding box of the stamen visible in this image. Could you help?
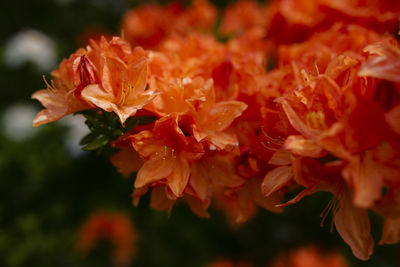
[320,197,335,227]
[320,196,341,232]
[260,126,285,151]
[43,75,56,93]
[118,71,127,106]
[314,61,320,76]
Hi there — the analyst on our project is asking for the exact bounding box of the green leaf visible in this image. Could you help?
[81,135,110,151]
[79,132,99,146]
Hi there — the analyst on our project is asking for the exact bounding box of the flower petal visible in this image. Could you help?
[379,217,400,245]
[334,192,374,260]
[359,43,400,82]
[343,153,383,208]
[111,148,143,177]
[284,135,325,157]
[278,99,319,139]
[262,166,293,197]
[166,155,190,198]
[208,101,247,131]
[32,90,69,127]
[135,156,174,188]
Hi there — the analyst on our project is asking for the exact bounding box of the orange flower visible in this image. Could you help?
[188,80,247,150]
[146,74,247,150]
[274,158,374,260]
[80,37,158,124]
[173,0,217,35]
[122,1,216,49]
[220,0,267,36]
[156,33,226,80]
[270,245,348,267]
[265,0,400,44]
[77,211,136,267]
[32,49,93,127]
[257,23,400,259]
[185,151,246,217]
[215,177,283,224]
[130,116,204,199]
[33,36,157,126]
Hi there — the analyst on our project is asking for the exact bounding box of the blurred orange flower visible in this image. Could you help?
[77,211,137,267]
[270,246,348,267]
[122,0,216,49]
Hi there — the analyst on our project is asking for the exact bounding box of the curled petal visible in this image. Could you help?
[278,99,319,139]
[359,57,400,82]
[276,186,319,208]
[262,166,293,197]
[334,192,374,260]
[359,43,400,82]
[379,217,400,245]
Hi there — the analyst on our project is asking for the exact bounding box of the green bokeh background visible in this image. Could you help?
[0,0,399,266]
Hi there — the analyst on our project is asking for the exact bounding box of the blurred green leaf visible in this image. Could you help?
[81,135,109,151]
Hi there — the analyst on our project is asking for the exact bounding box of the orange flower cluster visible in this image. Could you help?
[32,0,400,260]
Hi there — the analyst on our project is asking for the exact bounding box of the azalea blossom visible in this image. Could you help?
[31,0,400,261]
[33,36,157,126]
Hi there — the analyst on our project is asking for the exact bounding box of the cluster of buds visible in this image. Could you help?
[32,0,400,260]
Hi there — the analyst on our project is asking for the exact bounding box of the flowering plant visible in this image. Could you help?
[32,0,400,260]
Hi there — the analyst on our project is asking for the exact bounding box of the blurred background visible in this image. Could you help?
[0,0,399,266]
